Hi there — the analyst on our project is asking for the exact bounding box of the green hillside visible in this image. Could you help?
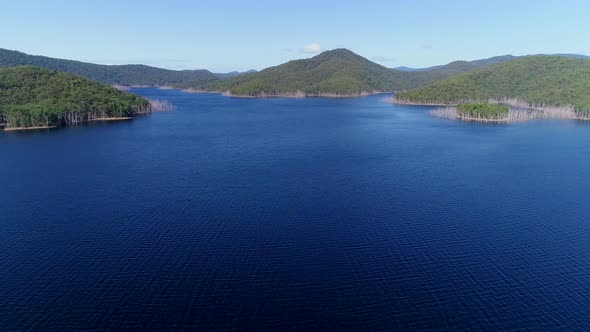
[395,56,590,111]
[0,48,220,86]
[207,49,398,96]
[205,49,515,96]
[0,66,151,129]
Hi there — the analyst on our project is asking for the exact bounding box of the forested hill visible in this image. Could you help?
[0,48,220,87]
[394,56,590,111]
[206,49,398,96]
[0,66,151,129]
[205,49,517,96]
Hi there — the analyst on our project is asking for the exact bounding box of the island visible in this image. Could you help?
[431,103,509,123]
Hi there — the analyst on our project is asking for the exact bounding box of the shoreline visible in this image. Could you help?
[388,97,454,107]
[3,125,58,131]
[89,117,133,122]
[429,101,589,124]
[2,117,137,132]
[181,88,223,94]
[222,90,388,99]
[199,90,390,99]
[456,115,509,123]
[128,86,392,99]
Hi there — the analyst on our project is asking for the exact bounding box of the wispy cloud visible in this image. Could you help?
[302,43,322,54]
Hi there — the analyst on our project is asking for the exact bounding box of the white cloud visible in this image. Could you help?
[302,43,322,53]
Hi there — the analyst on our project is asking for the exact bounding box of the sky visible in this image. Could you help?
[1,0,589,72]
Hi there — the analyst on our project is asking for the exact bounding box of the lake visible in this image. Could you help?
[2,88,590,330]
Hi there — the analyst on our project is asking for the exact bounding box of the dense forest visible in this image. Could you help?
[395,56,590,113]
[0,48,221,86]
[0,66,151,129]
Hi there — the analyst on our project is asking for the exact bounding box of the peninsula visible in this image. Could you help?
[0,66,153,130]
[393,56,590,122]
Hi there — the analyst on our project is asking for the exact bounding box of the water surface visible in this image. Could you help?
[2,88,590,329]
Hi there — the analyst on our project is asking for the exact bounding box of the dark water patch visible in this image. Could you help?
[1,89,590,330]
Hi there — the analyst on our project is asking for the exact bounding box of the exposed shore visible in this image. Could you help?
[200,89,388,98]
[89,117,133,121]
[181,88,222,94]
[457,115,509,123]
[3,125,58,131]
[112,84,131,91]
[391,97,590,123]
[222,90,387,99]
[387,97,452,107]
[138,86,390,99]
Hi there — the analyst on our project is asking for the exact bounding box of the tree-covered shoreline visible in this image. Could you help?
[393,56,590,114]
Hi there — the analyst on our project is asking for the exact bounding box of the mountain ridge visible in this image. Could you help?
[0,48,221,87]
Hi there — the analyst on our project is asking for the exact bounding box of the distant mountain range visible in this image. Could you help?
[0,48,261,88]
[394,54,590,71]
[394,55,517,72]
[206,50,521,96]
[0,48,523,96]
[0,48,224,87]
[2,47,589,102]
[213,70,257,79]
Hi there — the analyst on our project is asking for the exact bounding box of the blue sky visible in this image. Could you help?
[1,0,589,72]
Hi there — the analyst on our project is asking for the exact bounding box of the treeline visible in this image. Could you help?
[395,56,590,113]
[0,66,151,129]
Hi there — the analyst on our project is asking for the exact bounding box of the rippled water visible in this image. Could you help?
[2,88,590,330]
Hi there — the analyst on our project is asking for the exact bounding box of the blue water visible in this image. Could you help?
[2,88,590,330]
